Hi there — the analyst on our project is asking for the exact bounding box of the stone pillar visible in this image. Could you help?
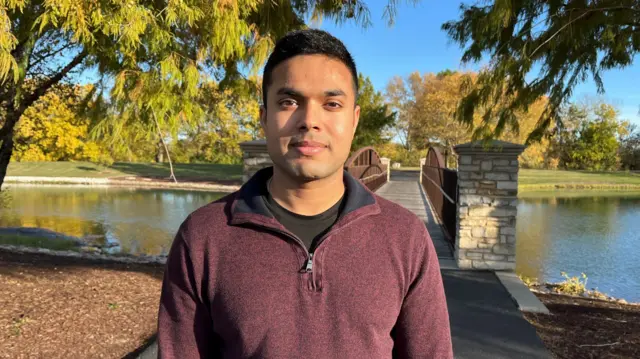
[239,139,272,183]
[380,157,391,182]
[453,140,525,271]
[419,158,426,184]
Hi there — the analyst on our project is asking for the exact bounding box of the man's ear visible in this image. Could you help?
[260,105,267,131]
[352,105,361,135]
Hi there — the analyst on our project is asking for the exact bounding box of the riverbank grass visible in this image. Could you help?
[7,161,243,182]
[519,169,640,190]
[0,234,78,251]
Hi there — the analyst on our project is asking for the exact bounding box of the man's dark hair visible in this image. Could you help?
[262,29,358,106]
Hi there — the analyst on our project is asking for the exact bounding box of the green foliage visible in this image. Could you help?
[171,78,260,164]
[619,125,640,170]
[443,0,640,143]
[549,102,626,171]
[385,70,550,166]
[556,272,589,296]
[377,142,425,167]
[386,71,477,152]
[352,74,395,150]
[12,83,113,165]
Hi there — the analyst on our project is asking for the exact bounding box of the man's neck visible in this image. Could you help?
[269,168,345,216]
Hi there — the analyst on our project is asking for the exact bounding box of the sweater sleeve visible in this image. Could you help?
[392,225,453,359]
[158,221,215,358]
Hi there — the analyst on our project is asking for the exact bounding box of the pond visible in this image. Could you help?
[517,191,640,303]
[0,185,225,256]
[2,185,639,302]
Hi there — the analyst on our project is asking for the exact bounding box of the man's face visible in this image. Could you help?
[260,54,360,182]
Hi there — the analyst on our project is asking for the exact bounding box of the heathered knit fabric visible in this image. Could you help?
[158,168,453,358]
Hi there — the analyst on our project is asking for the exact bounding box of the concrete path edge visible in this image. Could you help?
[495,271,551,314]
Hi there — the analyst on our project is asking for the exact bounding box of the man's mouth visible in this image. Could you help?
[290,140,327,156]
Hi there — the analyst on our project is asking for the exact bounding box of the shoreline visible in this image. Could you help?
[5,175,640,193]
[520,183,640,191]
[0,244,168,265]
[2,176,241,192]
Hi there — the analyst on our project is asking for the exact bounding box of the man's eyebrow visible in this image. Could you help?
[276,87,303,97]
[325,89,346,97]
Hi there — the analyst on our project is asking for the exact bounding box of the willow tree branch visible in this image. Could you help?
[17,50,87,115]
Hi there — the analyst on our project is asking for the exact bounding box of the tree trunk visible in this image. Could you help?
[152,112,177,183]
[155,139,164,163]
[0,130,15,192]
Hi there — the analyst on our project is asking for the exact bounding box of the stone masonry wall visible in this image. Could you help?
[454,141,525,270]
[380,157,391,182]
[239,139,272,183]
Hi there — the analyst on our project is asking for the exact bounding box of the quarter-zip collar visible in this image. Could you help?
[229,166,381,231]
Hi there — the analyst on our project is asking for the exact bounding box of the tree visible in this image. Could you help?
[351,74,395,150]
[620,125,640,170]
[13,83,112,164]
[552,102,627,171]
[386,69,556,168]
[173,78,261,164]
[385,75,414,150]
[443,0,640,143]
[0,0,407,190]
[386,71,476,157]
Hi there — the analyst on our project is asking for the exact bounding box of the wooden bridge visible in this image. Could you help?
[376,171,456,267]
[344,147,457,269]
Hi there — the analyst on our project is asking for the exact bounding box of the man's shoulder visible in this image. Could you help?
[372,193,425,229]
[182,191,237,232]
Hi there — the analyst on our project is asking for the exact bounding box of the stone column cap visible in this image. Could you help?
[454,140,525,155]
[239,139,267,152]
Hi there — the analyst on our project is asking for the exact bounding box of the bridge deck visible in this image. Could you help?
[376,171,454,262]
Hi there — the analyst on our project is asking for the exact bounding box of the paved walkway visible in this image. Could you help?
[376,171,455,266]
[378,170,550,359]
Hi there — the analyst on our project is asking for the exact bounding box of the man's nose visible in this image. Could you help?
[297,102,322,132]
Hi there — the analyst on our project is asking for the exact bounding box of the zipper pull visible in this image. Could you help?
[305,253,314,273]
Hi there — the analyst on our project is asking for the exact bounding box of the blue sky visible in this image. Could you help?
[317,1,640,125]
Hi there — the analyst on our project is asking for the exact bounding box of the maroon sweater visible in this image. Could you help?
[158,168,453,358]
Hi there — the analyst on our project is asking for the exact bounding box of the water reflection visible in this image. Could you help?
[0,185,225,255]
[517,191,640,302]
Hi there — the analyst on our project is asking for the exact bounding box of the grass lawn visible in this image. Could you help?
[519,169,640,189]
[394,166,421,171]
[7,161,243,182]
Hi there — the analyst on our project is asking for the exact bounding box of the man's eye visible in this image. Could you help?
[326,101,342,109]
[279,99,297,107]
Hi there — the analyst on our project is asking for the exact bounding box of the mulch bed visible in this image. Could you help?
[0,249,164,359]
[524,293,640,359]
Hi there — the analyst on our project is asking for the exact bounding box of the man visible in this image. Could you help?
[158,29,453,358]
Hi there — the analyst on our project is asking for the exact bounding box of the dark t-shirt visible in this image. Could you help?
[263,182,345,252]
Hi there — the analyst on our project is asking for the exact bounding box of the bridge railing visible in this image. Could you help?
[344,146,388,192]
[421,147,458,245]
